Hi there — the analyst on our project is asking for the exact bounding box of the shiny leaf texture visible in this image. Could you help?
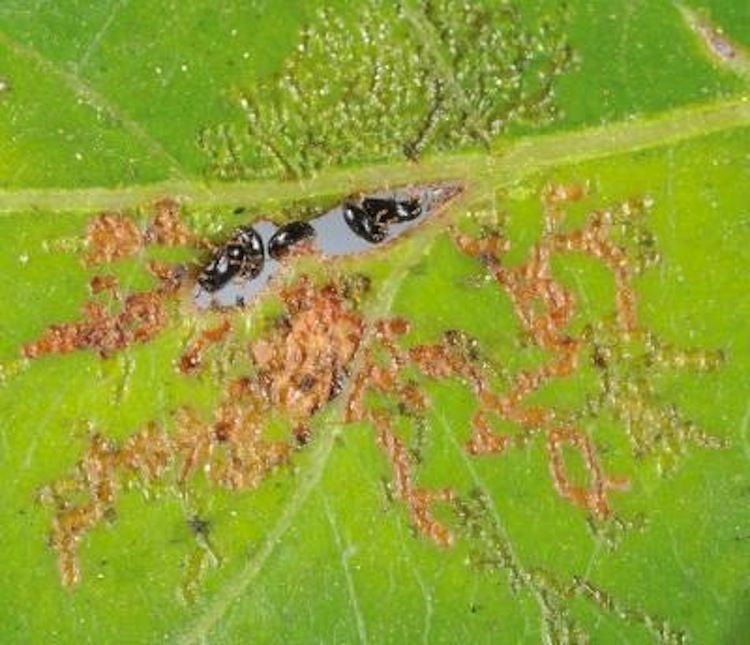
[0,1,748,643]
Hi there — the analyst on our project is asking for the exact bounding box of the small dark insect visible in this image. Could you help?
[362,197,422,223]
[343,203,388,243]
[343,197,423,244]
[198,226,264,292]
[268,221,316,260]
[187,515,211,537]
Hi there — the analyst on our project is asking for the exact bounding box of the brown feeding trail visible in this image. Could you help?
[146,199,196,247]
[344,185,642,547]
[346,318,458,546]
[39,275,369,586]
[35,186,724,589]
[179,318,233,375]
[347,183,720,545]
[449,184,641,518]
[83,198,196,267]
[83,213,143,267]
[22,270,178,360]
[23,200,195,360]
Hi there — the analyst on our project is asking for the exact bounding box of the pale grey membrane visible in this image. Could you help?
[194,183,460,310]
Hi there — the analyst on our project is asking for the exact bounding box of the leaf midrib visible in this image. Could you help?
[0,97,747,214]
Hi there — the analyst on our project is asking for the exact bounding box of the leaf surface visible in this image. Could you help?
[0,2,748,643]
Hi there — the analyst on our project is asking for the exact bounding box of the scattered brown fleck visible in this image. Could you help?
[84,213,144,267]
[294,425,312,446]
[543,182,587,206]
[145,259,184,289]
[89,274,119,296]
[23,285,174,359]
[178,319,232,375]
[147,199,195,247]
[120,423,173,483]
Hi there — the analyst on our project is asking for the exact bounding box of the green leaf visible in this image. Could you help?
[0,1,748,643]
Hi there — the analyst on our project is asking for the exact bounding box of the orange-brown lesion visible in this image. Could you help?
[172,395,291,491]
[41,276,370,585]
[88,274,119,296]
[40,389,291,587]
[446,185,642,516]
[22,283,176,360]
[84,213,144,267]
[174,278,367,490]
[359,184,715,523]
[40,426,172,587]
[447,185,638,516]
[84,199,201,267]
[38,184,723,589]
[346,321,462,547]
[25,201,200,361]
[377,422,455,547]
[547,427,630,519]
[178,318,233,375]
[145,199,197,247]
[257,278,365,436]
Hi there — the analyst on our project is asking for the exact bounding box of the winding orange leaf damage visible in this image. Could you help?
[29,188,724,588]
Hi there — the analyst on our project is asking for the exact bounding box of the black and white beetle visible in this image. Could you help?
[195,188,453,306]
[343,196,422,244]
[198,225,264,292]
[342,203,388,243]
[268,221,316,260]
[362,197,422,223]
